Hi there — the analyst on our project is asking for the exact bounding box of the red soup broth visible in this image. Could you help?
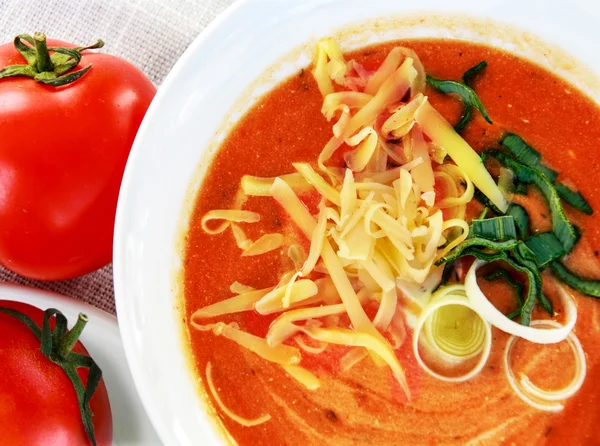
[182,39,600,445]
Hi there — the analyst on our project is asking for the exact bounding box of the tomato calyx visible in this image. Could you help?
[0,32,104,86]
[0,307,103,446]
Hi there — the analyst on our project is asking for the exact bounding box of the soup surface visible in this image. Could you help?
[183,39,600,445]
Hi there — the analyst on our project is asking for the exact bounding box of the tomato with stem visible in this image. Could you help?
[0,300,112,445]
[0,32,156,280]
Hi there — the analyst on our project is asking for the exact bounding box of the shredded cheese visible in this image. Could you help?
[206,362,271,427]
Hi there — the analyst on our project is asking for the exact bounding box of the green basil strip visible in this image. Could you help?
[524,232,565,268]
[501,134,593,216]
[500,133,559,182]
[470,216,517,241]
[555,183,593,215]
[454,106,472,133]
[504,257,540,325]
[483,151,579,253]
[426,75,493,124]
[436,237,518,266]
[462,61,488,85]
[506,204,530,238]
[473,188,504,215]
[513,243,553,315]
[483,269,523,319]
[453,61,489,133]
[514,182,528,195]
[550,261,600,298]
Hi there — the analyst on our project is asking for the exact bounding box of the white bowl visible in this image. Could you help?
[113,0,600,444]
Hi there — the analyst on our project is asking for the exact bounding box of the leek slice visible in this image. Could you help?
[465,260,576,343]
[413,284,492,382]
[504,320,586,412]
[470,216,517,242]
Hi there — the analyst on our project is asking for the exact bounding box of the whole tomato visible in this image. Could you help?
[0,300,112,445]
[0,33,156,280]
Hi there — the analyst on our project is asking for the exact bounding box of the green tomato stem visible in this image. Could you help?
[33,32,54,72]
[58,313,89,356]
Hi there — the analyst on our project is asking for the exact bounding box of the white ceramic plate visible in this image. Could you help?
[113,0,600,445]
[0,283,160,445]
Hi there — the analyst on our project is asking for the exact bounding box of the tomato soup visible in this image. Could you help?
[183,40,600,445]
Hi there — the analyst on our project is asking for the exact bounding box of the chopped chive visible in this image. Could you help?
[426,75,493,124]
[500,134,559,182]
[550,261,600,298]
[506,204,530,238]
[483,151,579,253]
[470,216,517,242]
[555,183,593,215]
[524,232,565,268]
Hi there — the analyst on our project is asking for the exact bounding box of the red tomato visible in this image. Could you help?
[0,300,112,445]
[0,36,156,280]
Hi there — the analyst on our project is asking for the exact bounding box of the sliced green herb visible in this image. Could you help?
[478,207,489,220]
[555,183,593,216]
[483,269,523,319]
[524,232,565,268]
[506,204,530,238]
[500,134,559,182]
[436,237,519,266]
[483,151,579,253]
[504,257,540,325]
[550,261,600,298]
[452,61,488,133]
[454,107,472,133]
[473,188,504,215]
[470,216,517,241]
[462,61,488,85]
[515,182,528,195]
[426,75,493,124]
[513,242,553,315]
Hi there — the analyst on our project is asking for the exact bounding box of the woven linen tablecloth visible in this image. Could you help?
[0,0,235,314]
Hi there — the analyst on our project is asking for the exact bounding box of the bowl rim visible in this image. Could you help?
[113,0,251,443]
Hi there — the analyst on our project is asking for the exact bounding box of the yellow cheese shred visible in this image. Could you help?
[281,365,321,390]
[193,322,301,365]
[206,362,271,427]
[241,173,312,197]
[242,233,285,257]
[255,279,319,314]
[192,287,273,319]
[302,326,410,398]
[201,209,260,235]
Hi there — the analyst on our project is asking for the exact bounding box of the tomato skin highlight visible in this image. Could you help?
[0,300,112,445]
[0,39,156,280]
